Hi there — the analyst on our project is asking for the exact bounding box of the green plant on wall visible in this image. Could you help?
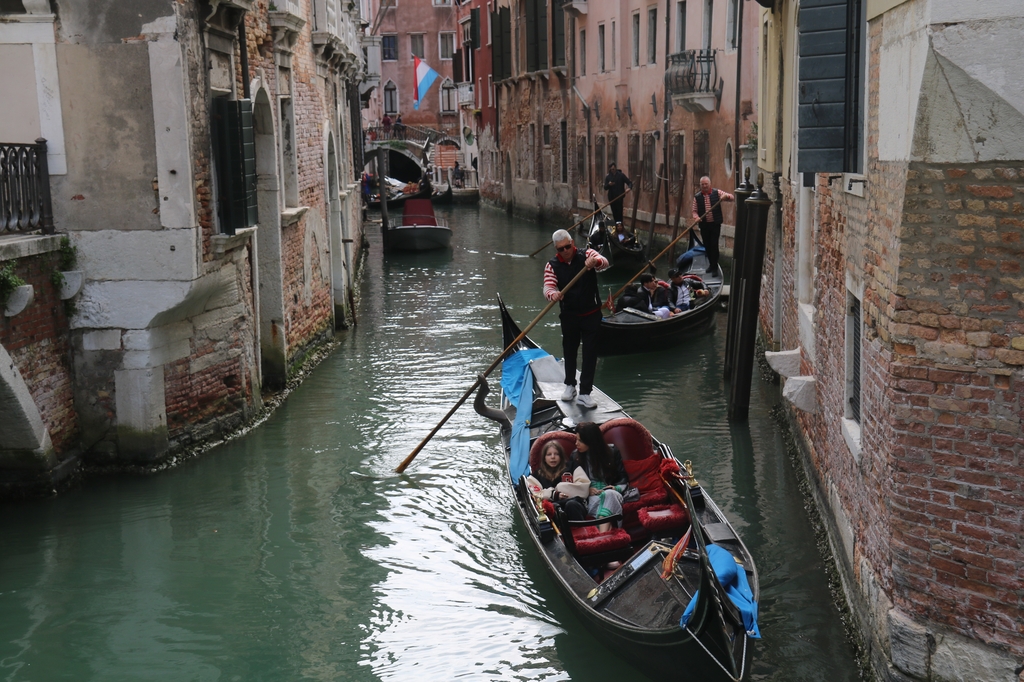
[746,122,758,151]
[49,236,79,316]
[0,262,26,311]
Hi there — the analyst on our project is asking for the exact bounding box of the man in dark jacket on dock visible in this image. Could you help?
[543,229,610,409]
[603,164,632,224]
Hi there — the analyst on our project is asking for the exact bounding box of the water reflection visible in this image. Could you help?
[0,205,859,681]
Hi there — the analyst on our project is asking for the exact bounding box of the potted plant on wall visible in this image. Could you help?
[1,263,33,317]
[50,236,83,302]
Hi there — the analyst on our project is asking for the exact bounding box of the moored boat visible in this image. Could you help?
[597,250,724,356]
[586,210,648,272]
[386,198,452,251]
[474,297,760,680]
[431,183,454,205]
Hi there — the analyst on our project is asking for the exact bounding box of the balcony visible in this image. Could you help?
[0,139,54,235]
[311,0,363,78]
[457,82,475,107]
[666,49,720,113]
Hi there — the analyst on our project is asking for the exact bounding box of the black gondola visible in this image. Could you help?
[586,210,648,271]
[474,297,760,681]
[367,179,430,209]
[597,248,724,356]
[430,182,454,205]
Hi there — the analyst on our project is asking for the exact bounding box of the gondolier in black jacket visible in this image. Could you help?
[603,164,632,224]
[543,229,610,409]
[691,176,736,274]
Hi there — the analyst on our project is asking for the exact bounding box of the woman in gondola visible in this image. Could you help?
[569,422,628,531]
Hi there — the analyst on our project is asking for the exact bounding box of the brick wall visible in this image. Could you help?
[0,252,78,455]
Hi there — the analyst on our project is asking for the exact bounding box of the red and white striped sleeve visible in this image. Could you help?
[585,248,610,272]
[543,262,560,300]
[691,195,702,222]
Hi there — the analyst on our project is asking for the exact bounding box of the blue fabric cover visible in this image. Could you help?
[680,543,761,639]
[501,348,550,483]
[674,242,706,272]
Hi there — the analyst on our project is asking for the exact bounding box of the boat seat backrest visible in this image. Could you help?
[403,199,436,225]
[529,431,578,473]
[599,418,656,462]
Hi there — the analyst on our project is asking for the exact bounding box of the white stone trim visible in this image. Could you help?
[841,417,862,465]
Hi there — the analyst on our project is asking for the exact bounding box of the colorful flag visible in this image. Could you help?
[413,56,440,111]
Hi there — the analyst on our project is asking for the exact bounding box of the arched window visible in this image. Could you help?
[440,79,457,113]
[384,81,398,115]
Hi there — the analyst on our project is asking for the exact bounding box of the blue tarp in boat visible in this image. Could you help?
[501,348,550,483]
[680,543,761,638]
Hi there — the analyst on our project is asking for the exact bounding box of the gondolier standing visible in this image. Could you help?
[544,229,610,409]
[603,163,632,225]
[691,176,735,274]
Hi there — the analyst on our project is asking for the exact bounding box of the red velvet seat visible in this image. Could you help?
[599,418,656,462]
[637,504,690,533]
[569,525,632,555]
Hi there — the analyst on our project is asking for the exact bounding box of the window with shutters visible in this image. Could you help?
[595,136,606,179]
[560,121,568,183]
[797,0,864,173]
[726,0,738,50]
[598,24,606,72]
[525,0,548,72]
[608,134,618,172]
[211,97,258,234]
[631,13,640,67]
[441,80,456,112]
[693,129,709,190]
[643,133,656,191]
[579,29,586,76]
[279,95,299,207]
[410,34,424,59]
[647,8,657,64]
[470,8,480,49]
[383,81,398,115]
[491,7,512,80]
[553,3,566,68]
[576,136,587,186]
[382,34,398,61]
[675,1,686,52]
[702,0,713,49]
[627,133,640,183]
[440,32,455,59]
[610,20,616,70]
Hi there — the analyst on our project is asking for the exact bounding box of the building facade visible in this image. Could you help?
[758,0,1023,678]
[0,0,368,492]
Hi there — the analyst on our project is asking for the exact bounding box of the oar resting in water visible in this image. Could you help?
[473,374,511,430]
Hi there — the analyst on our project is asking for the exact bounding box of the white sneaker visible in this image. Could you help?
[576,393,596,409]
[560,384,577,402]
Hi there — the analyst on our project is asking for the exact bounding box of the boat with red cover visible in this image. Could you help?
[385,198,452,251]
[473,297,760,681]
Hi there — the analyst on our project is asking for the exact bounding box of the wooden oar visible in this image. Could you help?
[604,197,724,307]
[528,189,631,258]
[395,263,595,473]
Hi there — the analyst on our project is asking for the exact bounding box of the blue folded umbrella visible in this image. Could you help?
[680,543,761,638]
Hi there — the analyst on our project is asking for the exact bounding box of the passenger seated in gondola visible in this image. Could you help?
[666,269,691,314]
[640,273,672,319]
[568,422,628,532]
[613,222,637,247]
[526,441,590,515]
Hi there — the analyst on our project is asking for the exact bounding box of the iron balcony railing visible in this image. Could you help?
[665,49,717,96]
[457,82,475,107]
[0,138,54,235]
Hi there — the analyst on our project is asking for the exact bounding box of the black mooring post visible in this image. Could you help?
[723,166,755,380]
[728,173,773,421]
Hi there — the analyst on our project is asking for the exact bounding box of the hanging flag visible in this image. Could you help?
[413,56,440,111]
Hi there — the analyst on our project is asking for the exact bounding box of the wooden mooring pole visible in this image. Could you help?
[723,167,755,381]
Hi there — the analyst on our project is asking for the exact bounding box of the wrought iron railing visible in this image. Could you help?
[0,138,54,234]
[457,82,475,107]
[364,123,439,146]
[665,49,717,96]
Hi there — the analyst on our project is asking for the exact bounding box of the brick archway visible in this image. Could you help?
[0,342,54,468]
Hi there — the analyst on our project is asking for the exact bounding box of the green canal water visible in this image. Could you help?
[0,205,860,681]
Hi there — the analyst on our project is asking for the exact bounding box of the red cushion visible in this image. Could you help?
[623,456,662,494]
[541,499,557,519]
[622,489,669,526]
[637,504,690,532]
[599,418,655,462]
[570,526,632,555]
[660,458,681,476]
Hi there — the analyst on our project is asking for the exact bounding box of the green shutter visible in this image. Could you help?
[537,0,548,70]
[525,0,538,72]
[552,2,565,67]
[470,8,480,50]
[212,97,258,236]
[501,7,512,80]
[491,10,503,80]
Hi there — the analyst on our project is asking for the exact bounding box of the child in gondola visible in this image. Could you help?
[569,422,628,532]
[526,442,590,512]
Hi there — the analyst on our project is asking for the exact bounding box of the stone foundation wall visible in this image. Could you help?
[0,249,78,456]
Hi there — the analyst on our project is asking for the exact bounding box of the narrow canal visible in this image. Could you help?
[0,205,860,681]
